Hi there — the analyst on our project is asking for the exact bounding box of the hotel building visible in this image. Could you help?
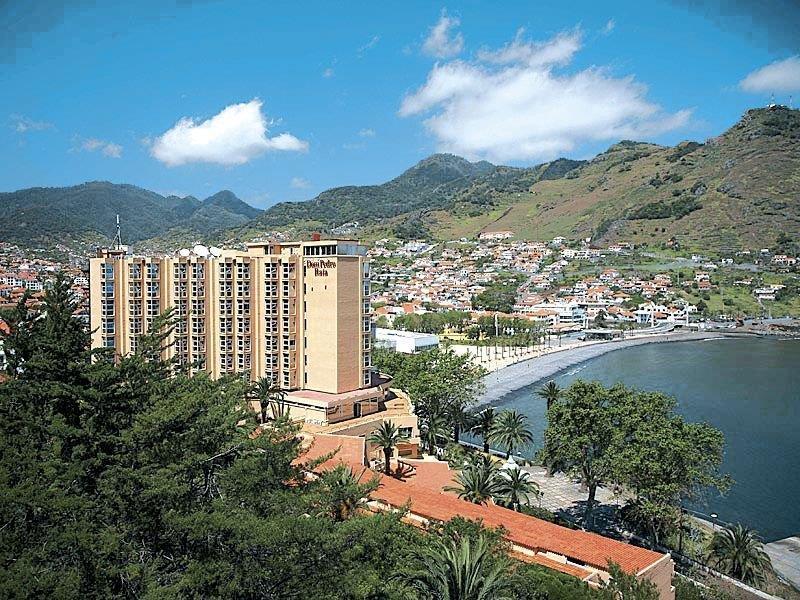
[89,239,389,423]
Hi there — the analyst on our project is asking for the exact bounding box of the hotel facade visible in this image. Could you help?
[89,239,373,397]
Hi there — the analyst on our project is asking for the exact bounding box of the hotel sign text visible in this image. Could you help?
[306,259,336,277]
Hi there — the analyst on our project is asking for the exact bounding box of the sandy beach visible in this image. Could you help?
[471,331,729,405]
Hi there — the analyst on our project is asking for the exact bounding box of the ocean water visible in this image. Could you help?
[484,337,800,542]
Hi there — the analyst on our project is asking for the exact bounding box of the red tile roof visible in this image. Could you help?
[302,437,666,578]
[301,433,366,473]
[371,473,665,575]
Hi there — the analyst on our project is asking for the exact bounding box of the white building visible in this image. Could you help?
[374,328,439,354]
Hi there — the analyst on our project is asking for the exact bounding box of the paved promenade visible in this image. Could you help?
[765,536,800,591]
[477,331,726,405]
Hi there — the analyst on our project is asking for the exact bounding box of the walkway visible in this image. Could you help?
[764,536,800,591]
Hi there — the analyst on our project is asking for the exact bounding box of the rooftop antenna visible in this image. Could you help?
[113,214,123,250]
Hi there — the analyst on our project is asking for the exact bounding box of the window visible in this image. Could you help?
[146,263,159,279]
[102,264,115,280]
[129,318,143,334]
[191,299,205,316]
[174,263,187,279]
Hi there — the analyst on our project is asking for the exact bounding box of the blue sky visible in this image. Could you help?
[2,0,799,208]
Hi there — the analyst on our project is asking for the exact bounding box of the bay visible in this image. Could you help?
[486,337,800,542]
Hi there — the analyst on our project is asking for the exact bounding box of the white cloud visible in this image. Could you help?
[151,99,308,167]
[602,19,616,35]
[476,29,580,67]
[358,128,376,137]
[10,114,54,133]
[75,137,123,158]
[400,28,691,163]
[422,10,464,59]
[322,67,335,78]
[739,56,800,93]
[290,177,311,189]
[358,35,380,56]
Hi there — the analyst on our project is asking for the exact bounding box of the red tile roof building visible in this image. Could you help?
[302,433,675,599]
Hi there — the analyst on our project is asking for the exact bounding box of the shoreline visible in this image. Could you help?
[477,331,740,405]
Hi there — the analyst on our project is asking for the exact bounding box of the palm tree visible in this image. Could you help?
[449,402,473,444]
[491,410,534,459]
[250,377,287,422]
[401,534,513,599]
[538,381,561,411]
[495,467,540,511]
[368,420,408,475]
[470,407,496,454]
[707,523,773,585]
[445,460,500,504]
[422,410,450,455]
[317,465,379,522]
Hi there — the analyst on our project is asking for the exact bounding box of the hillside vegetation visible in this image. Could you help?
[0,182,261,247]
[227,107,799,252]
[430,107,800,251]
[2,107,797,253]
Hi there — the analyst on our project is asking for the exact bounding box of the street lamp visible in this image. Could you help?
[709,512,719,532]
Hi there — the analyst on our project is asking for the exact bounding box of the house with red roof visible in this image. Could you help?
[300,432,675,599]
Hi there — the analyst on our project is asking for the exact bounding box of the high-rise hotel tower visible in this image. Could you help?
[89,239,372,395]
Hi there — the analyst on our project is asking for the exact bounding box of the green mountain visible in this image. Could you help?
[2,107,796,253]
[431,106,800,251]
[0,182,261,247]
[232,153,586,240]
[232,107,798,251]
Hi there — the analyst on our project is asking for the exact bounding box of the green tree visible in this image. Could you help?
[250,376,288,422]
[445,458,501,505]
[495,467,540,512]
[541,381,616,528]
[600,562,660,600]
[611,387,730,545]
[491,410,534,458]
[422,408,451,454]
[538,380,561,411]
[368,420,409,475]
[401,533,514,599]
[373,347,485,453]
[470,407,497,454]
[315,465,380,521]
[707,524,772,585]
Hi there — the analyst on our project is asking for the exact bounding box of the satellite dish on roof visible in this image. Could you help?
[179,248,191,257]
[209,246,222,257]
[193,244,209,257]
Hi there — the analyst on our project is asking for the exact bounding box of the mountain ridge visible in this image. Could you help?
[0,181,261,246]
[1,107,797,252]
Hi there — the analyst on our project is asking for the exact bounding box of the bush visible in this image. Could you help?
[511,563,600,600]
[444,442,468,468]
[518,504,557,522]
